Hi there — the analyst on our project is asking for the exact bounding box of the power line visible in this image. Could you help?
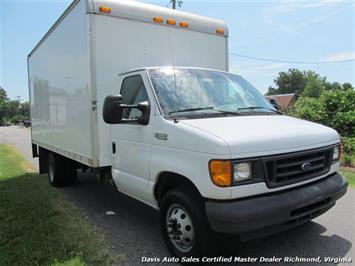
[229,52,355,64]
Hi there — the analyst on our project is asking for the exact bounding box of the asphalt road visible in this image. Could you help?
[0,126,354,265]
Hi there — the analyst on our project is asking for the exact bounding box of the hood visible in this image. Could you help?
[181,115,339,158]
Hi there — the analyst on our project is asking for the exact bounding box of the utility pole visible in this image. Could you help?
[169,0,183,9]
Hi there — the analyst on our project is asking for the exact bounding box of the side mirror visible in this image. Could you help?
[102,95,150,125]
[269,98,279,110]
[103,95,123,124]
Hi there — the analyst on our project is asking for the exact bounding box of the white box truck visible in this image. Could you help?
[28,0,347,258]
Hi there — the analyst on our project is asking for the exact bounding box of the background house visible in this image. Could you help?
[265,93,297,110]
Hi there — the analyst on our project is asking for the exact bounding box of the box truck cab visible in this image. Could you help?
[28,0,347,258]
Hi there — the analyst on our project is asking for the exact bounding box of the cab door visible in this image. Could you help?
[111,72,153,203]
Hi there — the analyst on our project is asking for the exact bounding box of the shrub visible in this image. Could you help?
[320,89,355,138]
[292,89,355,138]
[291,97,325,124]
[341,137,355,167]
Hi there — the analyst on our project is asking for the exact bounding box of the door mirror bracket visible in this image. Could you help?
[269,98,279,111]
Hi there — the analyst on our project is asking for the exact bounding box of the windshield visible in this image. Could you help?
[148,68,277,117]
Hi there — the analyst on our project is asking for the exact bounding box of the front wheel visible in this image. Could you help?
[160,189,211,258]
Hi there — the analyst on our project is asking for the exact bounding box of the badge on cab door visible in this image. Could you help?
[154,132,168,141]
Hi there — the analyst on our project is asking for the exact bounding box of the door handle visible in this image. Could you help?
[112,142,116,154]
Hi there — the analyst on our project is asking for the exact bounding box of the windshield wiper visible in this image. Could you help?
[168,106,214,115]
[169,107,243,116]
[213,109,242,115]
[237,106,283,114]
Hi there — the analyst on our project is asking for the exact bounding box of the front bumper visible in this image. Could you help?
[205,172,348,240]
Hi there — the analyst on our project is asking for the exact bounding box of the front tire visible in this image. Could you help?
[160,189,211,258]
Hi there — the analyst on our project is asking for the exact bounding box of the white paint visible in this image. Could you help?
[29,0,227,167]
[28,0,341,209]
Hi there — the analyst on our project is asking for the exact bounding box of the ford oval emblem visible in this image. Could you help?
[301,162,311,171]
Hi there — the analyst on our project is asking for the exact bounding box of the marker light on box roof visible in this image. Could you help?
[216,28,225,35]
[166,19,176,25]
[153,17,164,23]
[99,6,111,14]
[179,21,189,28]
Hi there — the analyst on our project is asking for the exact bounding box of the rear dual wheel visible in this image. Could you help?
[48,153,77,187]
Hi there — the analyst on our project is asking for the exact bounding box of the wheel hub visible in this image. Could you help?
[166,204,194,253]
[168,218,182,240]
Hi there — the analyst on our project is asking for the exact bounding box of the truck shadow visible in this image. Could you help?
[213,224,352,265]
[60,172,352,265]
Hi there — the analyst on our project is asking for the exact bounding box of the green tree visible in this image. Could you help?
[266,69,331,97]
[0,87,9,125]
[266,68,307,96]
[7,100,21,120]
[0,87,31,125]
[19,101,30,120]
[0,87,8,101]
[342,82,354,91]
[301,75,326,98]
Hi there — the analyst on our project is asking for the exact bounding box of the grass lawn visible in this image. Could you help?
[340,170,355,188]
[0,144,120,266]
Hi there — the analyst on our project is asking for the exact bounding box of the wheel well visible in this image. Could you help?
[39,147,83,174]
[154,172,202,203]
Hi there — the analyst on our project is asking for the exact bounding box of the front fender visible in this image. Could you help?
[147,145,232,207]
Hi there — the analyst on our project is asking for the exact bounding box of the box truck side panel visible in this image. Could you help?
[92,14,228,166]
[170,30,228,71]
[28,0,94,166]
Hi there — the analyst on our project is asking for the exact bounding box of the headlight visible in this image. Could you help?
[233,162,252,183]
[333,145,341,161]
[209,159,262,187]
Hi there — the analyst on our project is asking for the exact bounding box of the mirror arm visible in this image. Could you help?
[137,101,150,125]
[120,101,150,125]
[103,95,150,125]
[121,118,141,123]
[120,104,138,109]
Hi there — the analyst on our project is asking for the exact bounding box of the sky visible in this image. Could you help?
[0,0,354,101]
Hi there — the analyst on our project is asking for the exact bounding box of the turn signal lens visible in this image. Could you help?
[209,160,232,187]
[153,17,164,23]
[166,19,176,25]
[216,28,225,34]
[333,145,341,161]
[179,21,189,28]
[99,6,111,14]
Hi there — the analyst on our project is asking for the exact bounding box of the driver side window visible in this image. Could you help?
[120,75,149,120]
